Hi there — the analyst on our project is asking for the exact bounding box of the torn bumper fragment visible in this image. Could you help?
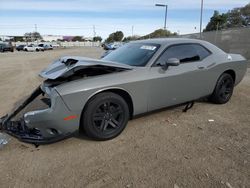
[0,86,77,145]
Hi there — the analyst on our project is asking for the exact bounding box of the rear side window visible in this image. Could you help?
[193,44,211,59]
[156,43,211,64]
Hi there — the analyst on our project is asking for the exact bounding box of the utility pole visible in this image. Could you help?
[34,24,38,44]
[93,25,96,46]
[199,0,204,39]
[132,25,134,37]
[93,25,96,38]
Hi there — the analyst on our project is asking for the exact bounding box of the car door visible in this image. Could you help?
[148,43,212,111]
[27,45,33,51]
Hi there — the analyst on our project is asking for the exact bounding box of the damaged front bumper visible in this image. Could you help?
[0,85,80,145]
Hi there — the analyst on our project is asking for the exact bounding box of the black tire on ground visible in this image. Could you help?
[25,49,28,52]
[209,73,234,104]
[36,49,39,52]
[81,92,129,140]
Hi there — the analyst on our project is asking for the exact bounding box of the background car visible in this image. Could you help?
[101,42,123,58]
[0,43,14,52]
[38,43,53,50]
[23,44,44,52]
[16,44,26,51]
[103,42,123,50]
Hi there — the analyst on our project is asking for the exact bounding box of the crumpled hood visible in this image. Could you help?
[39,56,133,80]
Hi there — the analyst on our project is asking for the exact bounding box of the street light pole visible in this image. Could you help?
[199,0,204,39]
[164,5,168,30]
[155,4,168,30]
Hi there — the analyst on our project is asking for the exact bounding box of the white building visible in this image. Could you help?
[42,35,63,42]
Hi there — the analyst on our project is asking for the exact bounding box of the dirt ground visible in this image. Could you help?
[0,48,249,188]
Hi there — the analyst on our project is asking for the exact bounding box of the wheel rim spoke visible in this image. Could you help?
[93,112,105,121]
[92,100,124,133]
[99,120,105,130]
[103,102,110,111]
[219,77,233,100]
[109,118,119,128]
[225,88,232,94]
[112,107,123,118]
[103,121,109,131]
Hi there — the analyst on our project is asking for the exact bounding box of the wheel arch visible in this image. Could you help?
[82,87,134,120]
[223,69,236,83]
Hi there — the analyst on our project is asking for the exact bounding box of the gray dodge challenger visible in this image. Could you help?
[0,38,247,145]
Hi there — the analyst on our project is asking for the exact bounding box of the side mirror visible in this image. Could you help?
[161,58,180,70]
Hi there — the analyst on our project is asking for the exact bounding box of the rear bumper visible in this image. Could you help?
[0,85,80,145]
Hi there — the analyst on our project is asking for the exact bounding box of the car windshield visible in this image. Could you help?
[102,43,160,66]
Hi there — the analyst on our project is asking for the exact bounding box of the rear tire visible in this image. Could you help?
[209,73,234,104]
[81,92,129,140]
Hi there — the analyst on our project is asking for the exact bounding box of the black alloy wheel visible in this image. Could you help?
[92,101,124,133]
[210,73,234,104]
[82,92,129,140]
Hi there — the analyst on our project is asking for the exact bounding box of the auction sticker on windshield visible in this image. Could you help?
[140,45,157,51]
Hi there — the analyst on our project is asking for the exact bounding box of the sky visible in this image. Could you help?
[0,0,249,39]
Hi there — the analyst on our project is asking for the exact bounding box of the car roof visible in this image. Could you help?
[131,38,206,45]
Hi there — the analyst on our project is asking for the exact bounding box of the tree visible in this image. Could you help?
[139,29,177,40]
[24,32,42,42]
[105,31,124,43]
[241,3,250,25]
[72,36,83,41]
[227,8,245,27]
[93,36,102,42]
[122,35,140,42]
[24,33,32,42]
[33,32,42,40]
[13,36,24,42]
[204,11,228,31]
[204,3,250,31]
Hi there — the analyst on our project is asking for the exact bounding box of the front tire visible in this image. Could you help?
[81,92,129,140]
[209,73,234,104]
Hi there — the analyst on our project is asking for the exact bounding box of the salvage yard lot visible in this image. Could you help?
[0,47,249,188]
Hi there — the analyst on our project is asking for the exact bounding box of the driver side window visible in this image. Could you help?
[156,43,211,65]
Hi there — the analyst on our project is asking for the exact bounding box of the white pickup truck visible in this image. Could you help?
[23,44,44,52]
